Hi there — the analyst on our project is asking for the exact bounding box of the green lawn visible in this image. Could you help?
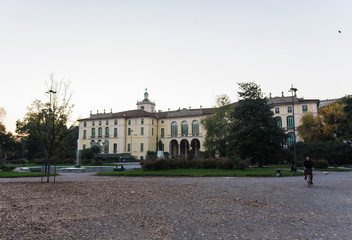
[97,168,304,177]
[0,172,57,178]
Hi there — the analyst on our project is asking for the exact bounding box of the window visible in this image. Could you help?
[141,119,144,124]
[140,143,144,152]
[171,122,178,137]
[287,116,294,128]
[192,120,199,136]
[161,120,164,124]
[152,128,154,136]
[90,140,95,147]
[181,121,188,136]
[114,119,118,125]
[83,144,86,150]
[92,121,95,126]
[288,106,292,113]
[161,128,165,137]
[141,106,144,110]
[83,130,87,139]
[135,119,138,125]
[287,133,295,147]
[128,128,132,136]
[84,122,87,127]
[141,127,144,135]
[302,105,308,113]
[113,143,117,153]
[275,117,282,128]
[105,127,109,137]
[275,107,280,114]
[98,127,102,138]
[127,143,131,152]
[104,141,109,153]
[91,128,96,138]
[106,120,109,125]
[152,120,154,125]
[99,121,102,126]
[114,128,118,137]
[128,120,131,126]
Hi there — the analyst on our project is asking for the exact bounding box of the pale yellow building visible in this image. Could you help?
[78,90,319,159]
[78,90,212,160]
[269,93,319,143]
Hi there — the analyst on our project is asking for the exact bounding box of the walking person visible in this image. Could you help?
[304,156,315,184]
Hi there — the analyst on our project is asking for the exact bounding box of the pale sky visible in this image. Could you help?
[1,0,351,133]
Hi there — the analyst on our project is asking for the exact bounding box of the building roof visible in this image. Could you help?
[78,108,213,121]
[267,96,320,106]
[78,96,319,122]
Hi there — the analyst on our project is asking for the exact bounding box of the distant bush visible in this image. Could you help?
[0,164,16,172]
[140,156,250,171]
[236,159,251,170]
[90,158,103,166]
[219,157,234,169]
[314,159,329,169]
[199,158,219,169]
[141,158,171,171]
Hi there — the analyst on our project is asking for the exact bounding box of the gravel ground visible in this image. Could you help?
[0,171,351,240]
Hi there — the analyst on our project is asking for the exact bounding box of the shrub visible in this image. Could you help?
[141,159,171,171]
[90,158,103,166]
[200,158,219,169]
[236,159,251,170]
[0,164,16,172]
[147,151,157,160]
[219,157,235,169]
[314,159,329,169]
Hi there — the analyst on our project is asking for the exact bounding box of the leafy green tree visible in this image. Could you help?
[16,75,74,181]
[229,82,286,165]
[201,94,233,157]
[340,95,352,141]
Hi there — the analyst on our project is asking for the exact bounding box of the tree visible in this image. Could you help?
[340,95,352,141]
[16,74,74,182]
[229,82,286,165]
[201,94,233,157]
[319,102,347,142]
[298,113,327,142]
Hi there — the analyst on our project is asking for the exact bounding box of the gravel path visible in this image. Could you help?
[0,171,351,240]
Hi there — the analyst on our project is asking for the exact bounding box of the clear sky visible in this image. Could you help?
[1,0,351,133]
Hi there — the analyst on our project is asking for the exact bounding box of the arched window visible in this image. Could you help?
[287,116,294,128]
[192,120,199,136]
[275,117,282,128]
[97,140,103,152]
[105,127,109,137]
[98,127,103,138]
[90,140,96,147]
[287,133,295,147]
[171,122,178,137]
[104,141,109,153]
[181,121,188,136]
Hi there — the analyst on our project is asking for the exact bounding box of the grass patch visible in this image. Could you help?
[0,172,57,178]
[97,168,304,177]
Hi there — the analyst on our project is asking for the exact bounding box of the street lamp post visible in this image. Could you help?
[46,89,56,183]
[289,86,298,172]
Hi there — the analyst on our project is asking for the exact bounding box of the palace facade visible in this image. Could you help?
[77,90,319,160]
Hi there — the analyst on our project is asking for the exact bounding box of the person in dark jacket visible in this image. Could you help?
[304,156,315,184]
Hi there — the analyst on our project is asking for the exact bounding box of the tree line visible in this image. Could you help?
[1,80,351,169]
[0,75,78,170]
[201,82,352,166]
